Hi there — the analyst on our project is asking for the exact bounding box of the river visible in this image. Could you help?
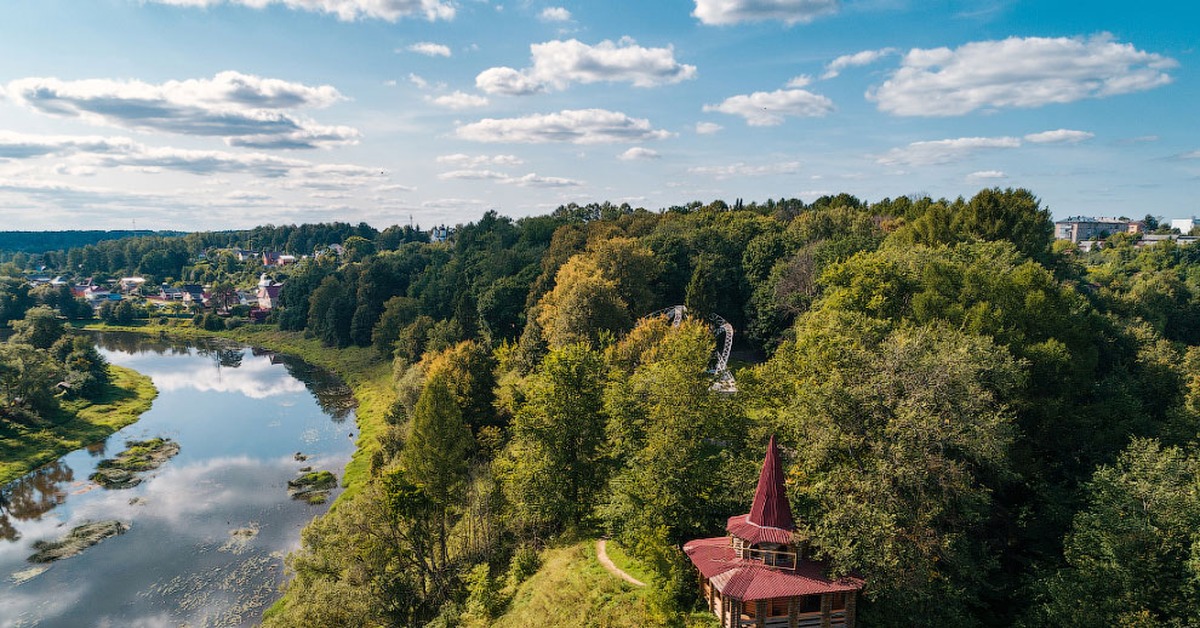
[0,333,357,627]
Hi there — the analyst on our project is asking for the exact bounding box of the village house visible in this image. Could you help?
[256,274,282,310]
[685,437,864,628]
[261,251,297,267]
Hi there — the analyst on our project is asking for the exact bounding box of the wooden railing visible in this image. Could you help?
[736,610,848,628]
[733,545,798,570]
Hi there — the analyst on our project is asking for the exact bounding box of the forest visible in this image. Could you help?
[3,188,1200,627]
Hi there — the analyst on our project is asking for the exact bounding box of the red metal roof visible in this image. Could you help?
[726,514,793,545]
[683,536,863,601]
[747,435,794,531]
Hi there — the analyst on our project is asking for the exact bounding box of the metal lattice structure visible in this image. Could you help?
[645,305,736,391]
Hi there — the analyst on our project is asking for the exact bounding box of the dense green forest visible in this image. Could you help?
[5,189,1200,627]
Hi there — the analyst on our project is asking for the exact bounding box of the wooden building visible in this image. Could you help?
[684,436,864,628]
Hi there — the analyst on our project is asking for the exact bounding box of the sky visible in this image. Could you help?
[0,0,1196,231]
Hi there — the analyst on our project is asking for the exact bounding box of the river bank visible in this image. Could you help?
[0,365,157,486]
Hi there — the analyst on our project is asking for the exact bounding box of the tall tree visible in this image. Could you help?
[500,343,608,535]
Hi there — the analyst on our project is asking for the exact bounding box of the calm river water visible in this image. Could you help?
[0,333,356,627]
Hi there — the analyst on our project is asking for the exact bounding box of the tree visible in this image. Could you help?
[400,372,472,506]
[11,306,66,350]
[757,316,1023,626]
[534,255,630,348]
[1032,439,1200,627]
[499,343,608,535]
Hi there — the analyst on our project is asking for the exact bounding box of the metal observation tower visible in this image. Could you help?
[645,305,737,392]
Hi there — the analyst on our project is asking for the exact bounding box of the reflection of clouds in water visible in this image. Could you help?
[97,613,174,628]
[73,456,289,528]
[0,515,69,565]
[1,579,86,628]
[116,353,306,400]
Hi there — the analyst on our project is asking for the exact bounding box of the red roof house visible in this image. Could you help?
[684,436,864,627]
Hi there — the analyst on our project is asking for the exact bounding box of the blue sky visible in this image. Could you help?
[0,0,1195,230]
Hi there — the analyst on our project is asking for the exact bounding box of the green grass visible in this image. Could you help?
[0,365,158,485]
[489,541,653,628]
[603,539,657,587]
[82,321,394,503]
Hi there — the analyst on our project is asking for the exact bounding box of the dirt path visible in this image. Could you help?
[596,539,645,587]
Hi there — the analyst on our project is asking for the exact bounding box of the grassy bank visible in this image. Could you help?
[490,541,653,628]
[0,365,157,485]
[82,321,394,502]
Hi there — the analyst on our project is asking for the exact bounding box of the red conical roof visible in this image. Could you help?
[746,435,794,531]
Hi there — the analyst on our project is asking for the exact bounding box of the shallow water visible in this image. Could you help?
[0,333,357,627]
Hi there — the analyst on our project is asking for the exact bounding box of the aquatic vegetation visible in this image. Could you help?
[28,520,129,563]
[89,437,181,488]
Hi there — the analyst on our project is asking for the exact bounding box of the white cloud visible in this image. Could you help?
[695,122,723,135]
[687,161,801,179]
[871,34,1177,116]
[822,47,895,79]
[456,109,672,144]
[1180,150,1200,160]
[475,67,544,96]
[508,173,582,187]
[426,91,489,109]
[967,170,1007,181]
[0,130,385,182]
[539,7,571,21]
[876,136,1021,166]
[146,0,455,22]
[376,183,416,192]
[476,38,696,95]
[703,88,834,126]
[5,71,358,149]
[618,147,660,160]
[407,42,451,57]
[1023,129,1094,144]
[408,73,431,89]
[436,153,524,166]
[438,168,582,187]
[785,75,812,88]
[692,0,838,25]
[438,169,509,180]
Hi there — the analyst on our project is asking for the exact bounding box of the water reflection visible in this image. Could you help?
[0,334,357,627]
[0,461,75,541]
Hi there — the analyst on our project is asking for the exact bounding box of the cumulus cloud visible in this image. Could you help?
[871,34,1176,116]
[1023,129,1094,144]
[822,47,895,79]
[618,147,660,160]
[476,37,696,95]
[695,122,723,135]
[146,0,455,22]
[456,109,672,144]
[876,136,1021,166]
[703,88,834,126]
[687,161,801,179]
[426,91,489,109]
[539,7,571,21]
[436,153,523,166]
[692,0,838,25]
[967,170,1007,181]
[407,42,451,57]
[5,71,359,149]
